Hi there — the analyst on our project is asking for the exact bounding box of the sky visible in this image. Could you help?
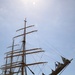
[0,0,75,75]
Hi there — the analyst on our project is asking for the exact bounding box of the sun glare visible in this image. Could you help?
[33,2,36,5]
[21,0,38,6]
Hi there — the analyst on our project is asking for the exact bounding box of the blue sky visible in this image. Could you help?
[0,0,75,75]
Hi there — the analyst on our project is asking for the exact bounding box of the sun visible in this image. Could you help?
[21,0,39,7]
[33,2,36,5]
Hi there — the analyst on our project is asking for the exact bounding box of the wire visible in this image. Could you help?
[44,53,58,62]
[38,64,47,75]
[36,34,65,57]
[31,54,43,73]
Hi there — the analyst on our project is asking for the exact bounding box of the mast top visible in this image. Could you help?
[24,18,27,22]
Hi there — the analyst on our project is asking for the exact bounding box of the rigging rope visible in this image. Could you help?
[35,32,65,58]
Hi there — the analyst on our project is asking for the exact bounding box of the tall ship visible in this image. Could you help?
[0,19,73,75]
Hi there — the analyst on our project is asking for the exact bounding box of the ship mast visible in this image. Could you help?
[0,19,73,75]
[22,19,27,75]
[10,38,14,75]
